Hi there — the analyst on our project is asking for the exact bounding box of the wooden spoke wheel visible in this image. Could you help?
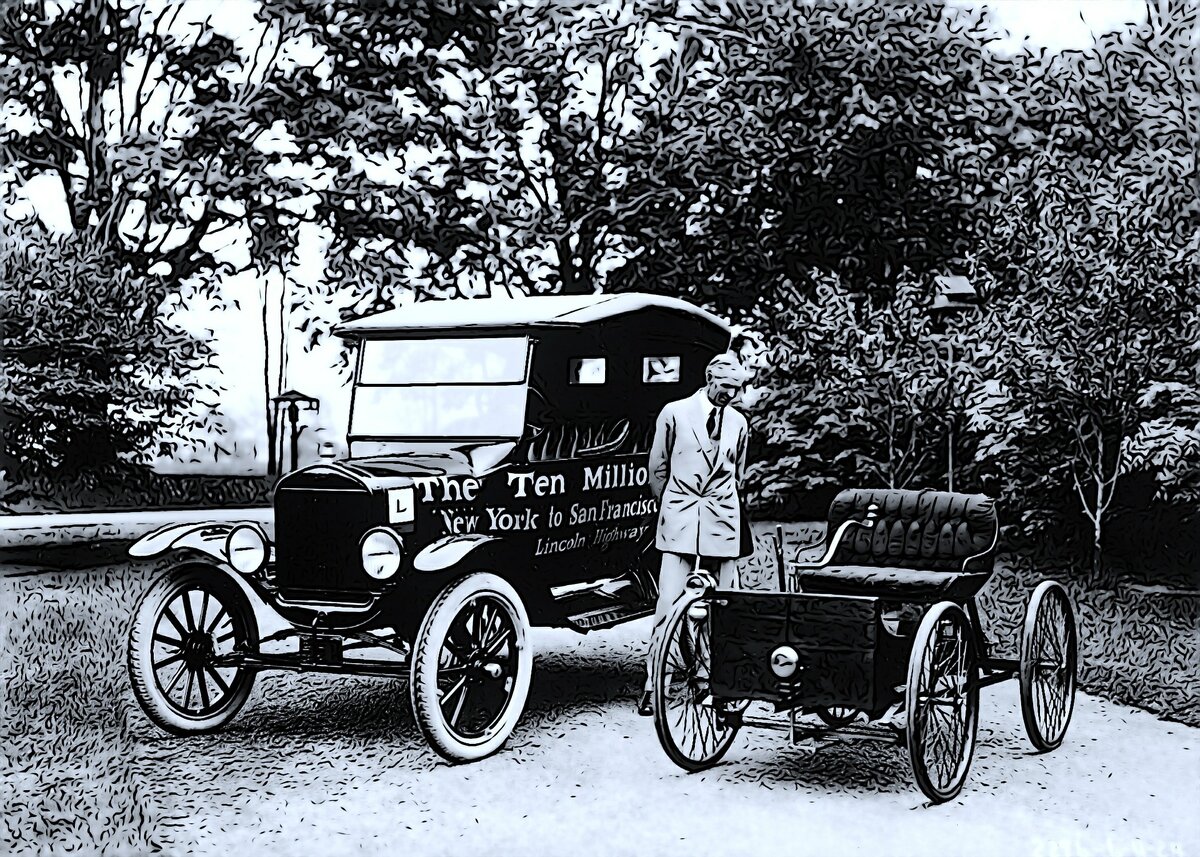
[905,601,980,804]
[411,573,532,763]
[652,592,741,772]
[816,707,862,728]
[1020,581,1078,752]
[127,565,258,734]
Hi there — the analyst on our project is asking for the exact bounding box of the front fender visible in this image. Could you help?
[412,534,504,573]
[129,523,238,563]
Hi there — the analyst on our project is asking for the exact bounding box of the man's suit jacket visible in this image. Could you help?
[648,389,749,559]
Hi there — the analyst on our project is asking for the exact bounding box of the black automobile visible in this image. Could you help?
[127,293,730,761]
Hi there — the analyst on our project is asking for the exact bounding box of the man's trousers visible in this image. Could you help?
[643,551,738,692]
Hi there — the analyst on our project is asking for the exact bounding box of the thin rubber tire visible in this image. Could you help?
[652,591,740,772]
[906,601,979,804]
[1020,580,1078,752]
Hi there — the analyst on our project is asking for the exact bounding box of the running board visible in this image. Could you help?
[566,604,653,630]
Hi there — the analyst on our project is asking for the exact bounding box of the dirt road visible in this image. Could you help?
[3,561,1197,857]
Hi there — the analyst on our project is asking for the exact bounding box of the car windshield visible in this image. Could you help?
[350,337,530,439]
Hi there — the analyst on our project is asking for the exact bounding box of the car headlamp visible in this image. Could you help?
[225,524,268,575]
[769,645,800,679]
[361,527,404,580]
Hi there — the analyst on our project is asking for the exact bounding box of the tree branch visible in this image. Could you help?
[1070,468,1100,526]
[593,41,615,152]
[557,185,682,240]
[239,19,285,107]
[131,4,185,134]
[500,122,550,210]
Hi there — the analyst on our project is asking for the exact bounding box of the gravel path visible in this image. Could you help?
[3,561,1198,857]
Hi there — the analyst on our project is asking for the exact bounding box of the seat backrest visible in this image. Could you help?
[827,488,998,573]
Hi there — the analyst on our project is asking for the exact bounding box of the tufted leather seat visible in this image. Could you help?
[793,488,998,602]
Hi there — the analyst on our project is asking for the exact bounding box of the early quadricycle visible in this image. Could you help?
[126,293,730,762]
[649,488,1078,803]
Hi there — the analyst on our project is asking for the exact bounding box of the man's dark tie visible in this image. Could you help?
[707,407,721,441]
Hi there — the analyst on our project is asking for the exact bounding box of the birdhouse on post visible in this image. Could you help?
[929,275,982,334]
[927,275,982,493]
[272,390,320,473]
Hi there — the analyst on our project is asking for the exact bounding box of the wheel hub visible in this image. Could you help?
[182,631,215,669]
[460,650,504,682]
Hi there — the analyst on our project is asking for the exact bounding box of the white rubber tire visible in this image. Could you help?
[127,564,258,735]
[409,572,532,763]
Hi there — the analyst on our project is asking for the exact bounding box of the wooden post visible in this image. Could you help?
[946,338,955,492]
[775,524,786,593]
[288,401,301,472]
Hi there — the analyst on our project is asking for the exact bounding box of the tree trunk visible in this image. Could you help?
[556,236,574,294]
[263,279,277,475]
[556,235,598,296]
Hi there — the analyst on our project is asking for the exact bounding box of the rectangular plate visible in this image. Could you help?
[709,591,878,709]
[387,487,415,524]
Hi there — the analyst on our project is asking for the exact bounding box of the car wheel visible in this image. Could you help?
[410,572,532,763]
[127,564,258,735]
[906,601,979,804]
[652,591,741,772]
[1020,581,1077,752]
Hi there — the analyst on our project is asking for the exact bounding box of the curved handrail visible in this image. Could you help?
[785,503,880,592]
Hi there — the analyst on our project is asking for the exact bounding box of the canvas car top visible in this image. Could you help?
[334,292,731,336]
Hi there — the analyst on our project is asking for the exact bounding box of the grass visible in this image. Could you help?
[2,523,1196,854]
[978,557,1200,728]
[1,566,170,855]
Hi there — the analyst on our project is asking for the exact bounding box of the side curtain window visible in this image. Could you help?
[643,356,680,383]
[526,420,634,462]
[568,357,606,385]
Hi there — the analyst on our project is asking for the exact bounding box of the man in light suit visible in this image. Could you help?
[638,352,753,715]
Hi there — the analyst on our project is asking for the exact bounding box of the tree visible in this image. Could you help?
[0,0,306,279]
[247,0,509,306]
[602,0,1009,314]
[0,221,213,485]
[974,0,1200,574]
[0,0,309,474]
[489,0,736,295]
[741,273,976,511]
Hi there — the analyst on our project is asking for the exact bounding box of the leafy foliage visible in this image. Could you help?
[599,0,1004,311]
[0,0,293,279]
[969,1,1200,571]
[0,0,304,475]
[248,1,523,333]
[0,224,212,480]
[743,274,947,503]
